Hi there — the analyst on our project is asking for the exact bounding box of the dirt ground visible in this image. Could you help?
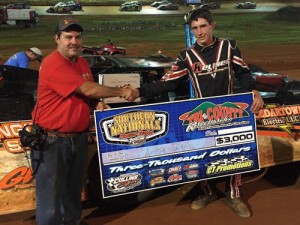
[1,44,300,81]
[13,42,300,82]
[0,164,299,225]
[124,43,300,81]
[240,44,300,80]
[80,42,300,82]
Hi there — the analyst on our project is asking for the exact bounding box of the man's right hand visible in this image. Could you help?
[121,85,139,102]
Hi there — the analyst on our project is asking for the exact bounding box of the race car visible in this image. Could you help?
[78,56,300,105]
[198,1,221,10]
[157,3,179,10]
[1,60,299,117]
[234,1,257,9]
[65,1,83,11]
[46,2,72,14]
[46,1,82,14]
[82,40,126,56]
[247,65,300,104]
[119,1,142,12]
[150,0,171,7]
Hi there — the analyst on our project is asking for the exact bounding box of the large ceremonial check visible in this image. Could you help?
[94,92,260,198]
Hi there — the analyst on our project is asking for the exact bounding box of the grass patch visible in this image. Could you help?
[1,12,300,60]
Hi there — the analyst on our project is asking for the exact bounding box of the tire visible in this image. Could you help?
[87,154,156,208]
[264,162,300,187]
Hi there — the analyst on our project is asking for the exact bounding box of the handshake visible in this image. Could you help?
[120,84,140,102]
[96,85,140,111]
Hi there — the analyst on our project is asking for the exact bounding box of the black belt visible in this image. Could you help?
[47,131,82,138]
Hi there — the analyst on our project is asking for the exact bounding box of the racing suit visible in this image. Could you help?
[139,37,257,199]
[140,37,256,99]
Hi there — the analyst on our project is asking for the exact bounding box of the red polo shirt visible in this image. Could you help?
[32,50,93,132]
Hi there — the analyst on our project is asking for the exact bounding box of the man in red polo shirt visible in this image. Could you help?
[31,18,137,225]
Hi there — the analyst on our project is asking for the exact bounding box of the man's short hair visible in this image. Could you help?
[187,8,214,26]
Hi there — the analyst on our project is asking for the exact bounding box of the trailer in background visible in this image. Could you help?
[0,7,39,28]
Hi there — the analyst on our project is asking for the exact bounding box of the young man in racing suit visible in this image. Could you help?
[137,8,264,218]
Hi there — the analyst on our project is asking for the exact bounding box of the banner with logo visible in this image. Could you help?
[94,92,260,198]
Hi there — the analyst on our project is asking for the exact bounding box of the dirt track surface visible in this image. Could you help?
[241,44,300,80]
[1,169,299,225]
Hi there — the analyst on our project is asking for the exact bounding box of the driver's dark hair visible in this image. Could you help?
[187,8,214,27]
